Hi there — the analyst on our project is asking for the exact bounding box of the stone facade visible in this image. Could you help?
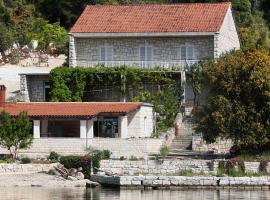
[0,138,163,158]
[192,134,233,153]
[214,8,240,58]
[99,160,218,175]
[70,36,214,67]
[0,163,58,173]
[20,74,50,102]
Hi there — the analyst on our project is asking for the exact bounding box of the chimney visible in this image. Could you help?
[0,85,6,107]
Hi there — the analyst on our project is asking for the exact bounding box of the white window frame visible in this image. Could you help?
[99,45,114,62]
[180,44,195,60]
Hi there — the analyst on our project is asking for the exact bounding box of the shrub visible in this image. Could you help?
[177,170,194,176]
[159,146,170,159]
[129,155,139,161]
[80,154,91,178]
[21,157,31,164]
[0,158,16,164]
[60,155,83,169]
[217,161,226,177]
[91,150,111,172]
[48,151,60,162]
[120,156,126,160]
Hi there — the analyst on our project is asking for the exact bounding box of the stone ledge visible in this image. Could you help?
[91,175,270,189]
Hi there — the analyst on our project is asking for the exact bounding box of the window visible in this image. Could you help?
[43,81,50,102]
[100,46,113,61]
[180,45,195,60]
[140,46,153,62]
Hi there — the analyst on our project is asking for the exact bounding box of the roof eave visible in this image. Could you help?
[69,32,217,38]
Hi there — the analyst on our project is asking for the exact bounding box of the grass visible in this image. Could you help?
[235,151,270,162]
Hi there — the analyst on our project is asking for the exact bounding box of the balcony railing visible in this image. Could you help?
[73,60,199,70]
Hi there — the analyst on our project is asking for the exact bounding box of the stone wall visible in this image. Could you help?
[91,174,270,189]
[20,74,50,102]
[192,134,233,153]
[0,163,58,173]
[0,138,163,158]
[99,160,218,175]
[215,8,240,58]
[72,36,214,67]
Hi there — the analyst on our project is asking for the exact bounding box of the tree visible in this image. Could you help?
[0,111,32,158]
[195,50,270,153]
[0,23,13,57]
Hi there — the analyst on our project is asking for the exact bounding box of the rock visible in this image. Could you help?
[75,172,84,180]
[67,176,77,181]
[48,169,61,176]
[86,180,100,188]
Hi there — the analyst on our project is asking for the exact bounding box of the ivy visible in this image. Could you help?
[49,65,182,134]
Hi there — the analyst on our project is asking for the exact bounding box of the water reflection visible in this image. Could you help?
[0,187,270,200]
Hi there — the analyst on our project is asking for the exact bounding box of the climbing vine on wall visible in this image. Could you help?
[49,65,182,134]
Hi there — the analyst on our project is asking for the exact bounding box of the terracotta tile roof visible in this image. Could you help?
[0,102,142,118]
[70,3,231,33]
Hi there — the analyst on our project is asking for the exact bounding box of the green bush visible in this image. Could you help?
[48,151,60,162]
[0,158,16,164]
[119,156,126,160]
[159,146,170,159]
[21,157,31,164]
[80,154,91,178]
[129,155,139,161]
[91,150,111,172]
[60,155,83,169]
[177,170,194,176]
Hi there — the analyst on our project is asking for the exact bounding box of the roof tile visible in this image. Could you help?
[0,102,142,118]
[70,3,231,33]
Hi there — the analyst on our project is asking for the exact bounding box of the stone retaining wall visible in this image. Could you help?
[100,160,270,175]
[91,174,270,189]
[192,134,233,153]
[0,138,163,158]
[0,163,58,173]
[100,160,218,175]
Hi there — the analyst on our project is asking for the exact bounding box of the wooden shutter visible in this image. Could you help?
[187,46,194,60]
[181,46,187,60]
[146,46,152,61]
[100,47,106,61]
[140,47,146,61]
[107,46,113,61]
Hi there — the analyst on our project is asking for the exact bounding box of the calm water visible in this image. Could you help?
[0,187,270,200]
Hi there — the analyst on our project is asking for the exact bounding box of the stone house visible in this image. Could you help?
[11,3,240,156]
[20,2,240,105]
[0,85,161,157]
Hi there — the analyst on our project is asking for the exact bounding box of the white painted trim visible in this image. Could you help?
[80,120,87,139]
[69,32,216,38]
[33,120,40,139]
[87,120,94,139]
[120,116,128,139]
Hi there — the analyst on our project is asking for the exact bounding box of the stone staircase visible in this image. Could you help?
[167,115,196,158]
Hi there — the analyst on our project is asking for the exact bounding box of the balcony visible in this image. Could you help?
[73,59,199,70]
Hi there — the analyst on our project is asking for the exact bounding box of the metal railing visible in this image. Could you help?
[73,60,199,70]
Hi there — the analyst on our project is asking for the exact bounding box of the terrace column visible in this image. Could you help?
[80,120,87,139]
[87,119,94,138]
[119,116,128,138]
[33,120,40,139]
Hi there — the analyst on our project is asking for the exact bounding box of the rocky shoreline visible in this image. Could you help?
[0,173,94,188]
